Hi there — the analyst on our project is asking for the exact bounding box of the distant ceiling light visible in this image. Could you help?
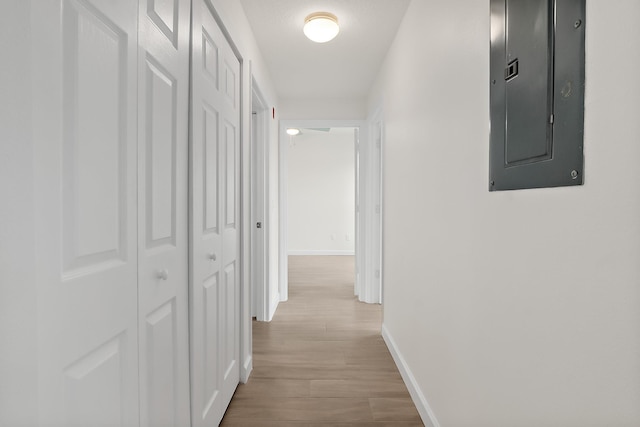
[286,128,301,136]
[303,12,339,43]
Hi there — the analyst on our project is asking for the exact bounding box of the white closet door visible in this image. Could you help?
[190,0,242,425]
[32,0,139,425]
[137,0,192,426]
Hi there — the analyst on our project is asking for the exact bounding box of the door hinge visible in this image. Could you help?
[256,222,262,229]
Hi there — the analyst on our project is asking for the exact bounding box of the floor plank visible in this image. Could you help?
[223,397,373,422]
[221,255,423,426]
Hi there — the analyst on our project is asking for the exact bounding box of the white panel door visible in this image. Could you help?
[137,0,191,426]
[190,0,241,426]
[32,0,139,425]
[250,85,269,321]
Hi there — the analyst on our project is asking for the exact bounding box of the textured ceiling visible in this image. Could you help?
[239,0,411,100]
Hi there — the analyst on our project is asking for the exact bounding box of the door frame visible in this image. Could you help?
[368,108,384,304]
[278,119,382,303]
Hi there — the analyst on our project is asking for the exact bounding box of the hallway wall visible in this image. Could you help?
[279,98,366,120]
[287,128,355,255]
[369,0,640,426]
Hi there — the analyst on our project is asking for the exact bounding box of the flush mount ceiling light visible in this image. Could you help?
[303,12,339,43]
[286,128,301,136]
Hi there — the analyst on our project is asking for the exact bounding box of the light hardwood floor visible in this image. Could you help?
[220,255,423,426]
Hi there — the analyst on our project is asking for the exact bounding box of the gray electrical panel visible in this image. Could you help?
[489,0,585,191]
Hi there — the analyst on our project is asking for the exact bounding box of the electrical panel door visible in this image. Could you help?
[490,0,585,191]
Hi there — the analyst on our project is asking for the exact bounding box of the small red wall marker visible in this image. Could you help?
[272,107,275,119]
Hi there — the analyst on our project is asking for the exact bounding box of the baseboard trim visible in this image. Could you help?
[288,250,355,256]
[240,355,252,384]
[382,324,441,427]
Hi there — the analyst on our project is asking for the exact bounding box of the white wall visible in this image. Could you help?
[280,98,366,120]
[287,128,355,255]
[369,1,640,426]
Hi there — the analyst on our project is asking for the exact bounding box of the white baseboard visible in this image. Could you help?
[382,324,440,427]
[288,250,355,256]
[241,355,252,384]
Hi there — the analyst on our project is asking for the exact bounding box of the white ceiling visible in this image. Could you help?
[239,0,411,100]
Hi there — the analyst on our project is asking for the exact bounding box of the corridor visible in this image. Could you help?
[4,1,640,425]
[221,256,422,425]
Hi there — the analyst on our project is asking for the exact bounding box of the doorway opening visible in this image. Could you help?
[286,127,357,295]
[287,127,356,256]
[278,119,383,305]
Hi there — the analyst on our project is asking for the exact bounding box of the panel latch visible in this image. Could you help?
[505,58,519,81]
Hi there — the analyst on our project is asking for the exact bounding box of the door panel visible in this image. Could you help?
[33,0,139,425]
[63,334,127,426]
[143,300,178,426]
[222,263,237,378]
[137,0,191,425]
[147,0,179,47]
[203,272,220,414]
[225,122,237,226]
[204,105,220,233]
[62,0,129,276]
[143,55,176,247]
[191,1,241,425]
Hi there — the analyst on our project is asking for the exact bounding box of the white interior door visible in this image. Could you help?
[137,0,191,426]
[250,111,262,318]
[251,82,269,321]
[190,0,241,425]
[32,0,140,425]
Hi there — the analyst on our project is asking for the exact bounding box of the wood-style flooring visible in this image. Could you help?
[221,255,423,426]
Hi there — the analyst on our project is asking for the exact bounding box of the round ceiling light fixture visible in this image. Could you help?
[286,128,301,136]
[303,12,339,43]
